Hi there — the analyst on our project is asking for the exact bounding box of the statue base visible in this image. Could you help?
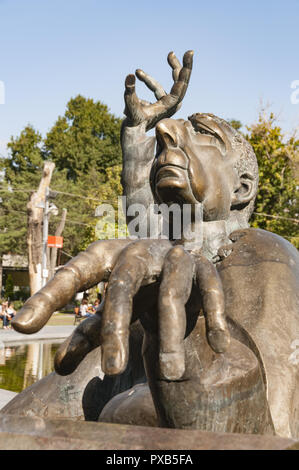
[0,414,298,450]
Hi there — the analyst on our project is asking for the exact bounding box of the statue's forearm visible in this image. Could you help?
[121,121,157,233]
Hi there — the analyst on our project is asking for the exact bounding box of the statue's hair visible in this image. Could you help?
[188,113,259,221]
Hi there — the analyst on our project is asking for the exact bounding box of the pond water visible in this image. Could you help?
[0,341,62,393]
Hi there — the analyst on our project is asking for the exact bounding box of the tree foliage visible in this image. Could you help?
[44,95,122,180]
[0,125,42,256]
[246,112,299,248]
[79,164,125,250]
[0,96,123,260]
[227,119,242,131]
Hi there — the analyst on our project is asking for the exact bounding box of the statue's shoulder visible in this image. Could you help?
[219,227,299,272]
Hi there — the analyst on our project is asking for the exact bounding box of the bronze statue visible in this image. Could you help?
[9,51,299,439]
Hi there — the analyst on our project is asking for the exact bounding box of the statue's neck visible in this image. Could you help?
[177,212,248,262]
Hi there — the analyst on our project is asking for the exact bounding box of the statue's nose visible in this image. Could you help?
[155,119,189,169]
[156,119,179,148]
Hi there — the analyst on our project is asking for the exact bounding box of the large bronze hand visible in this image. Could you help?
[124,50,194,131]
[12,238,229,381]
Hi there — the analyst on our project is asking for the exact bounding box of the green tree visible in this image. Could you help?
[0,125,43,256]
[0,97,123,261]
[78,164,125,250]
[227,119,242,131]
[44,95,122,180]
[246,112,299,248]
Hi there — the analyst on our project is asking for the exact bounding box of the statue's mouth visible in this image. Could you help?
[155,164,190,195]
[156,164,187,182]
[154,163,198,205]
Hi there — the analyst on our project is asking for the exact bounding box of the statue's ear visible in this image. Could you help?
[231,172,255,208]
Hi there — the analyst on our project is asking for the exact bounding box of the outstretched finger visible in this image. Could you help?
[55,313,102,376]
[169,50,194,101]
[144,50,194,128]
[101,239,172,376]
[194,253,230,353]
[136,69,166,100]
[158,246,194,380]
[167,51,182,82]
[55,303,146,377]
[124,74,143,123]
[12,239,130,334]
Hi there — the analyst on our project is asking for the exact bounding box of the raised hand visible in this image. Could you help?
[124,50,194,131]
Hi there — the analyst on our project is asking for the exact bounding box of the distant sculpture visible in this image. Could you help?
[11,51,299,439]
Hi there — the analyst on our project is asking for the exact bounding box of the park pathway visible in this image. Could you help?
[0,324,75,346]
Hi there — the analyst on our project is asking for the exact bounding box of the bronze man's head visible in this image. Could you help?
[150,113,258,224]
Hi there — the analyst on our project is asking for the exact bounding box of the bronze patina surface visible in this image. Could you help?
[1,322,145,422]
[0,414,298,450]
[5,51,299,441]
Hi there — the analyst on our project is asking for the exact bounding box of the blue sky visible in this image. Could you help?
[0,0,298,157]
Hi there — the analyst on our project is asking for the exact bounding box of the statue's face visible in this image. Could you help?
[150,114,240,221]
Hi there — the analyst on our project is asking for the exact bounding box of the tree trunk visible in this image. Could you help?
[49,208,67,280]
[27,161,55,296]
